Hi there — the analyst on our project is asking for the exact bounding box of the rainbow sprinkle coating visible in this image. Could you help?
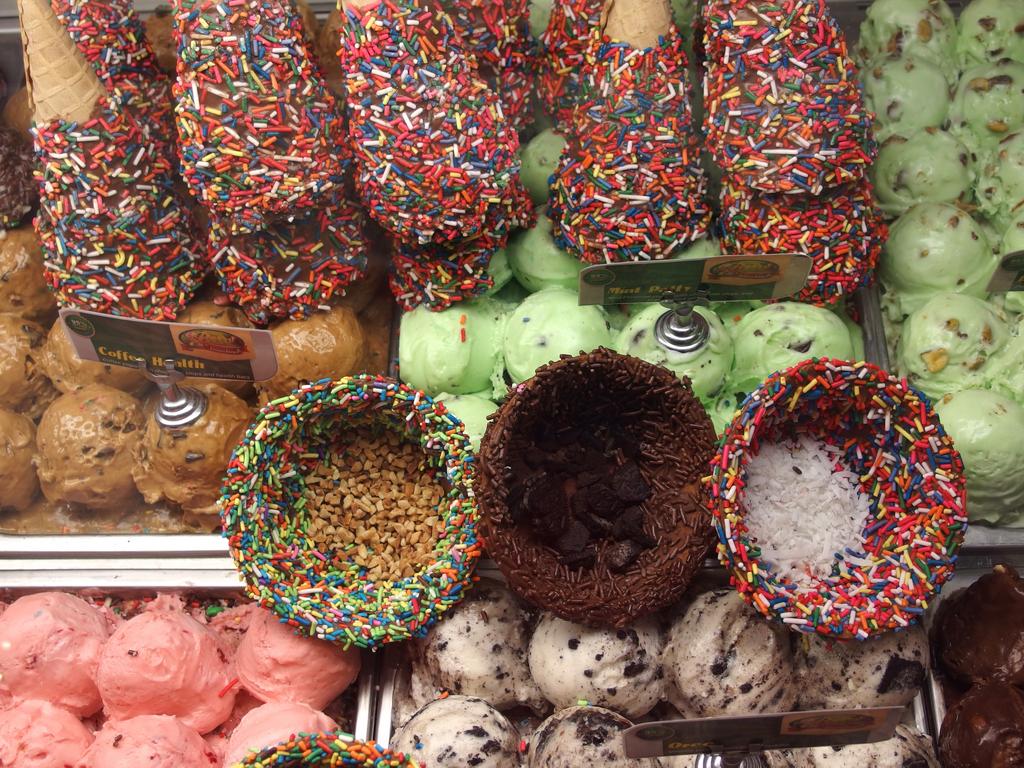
[236,732,417,767]
[51,0,173,149]
[220,375,480,650]
[440,0,536,132]
[702,0,877,194]
[550,29,711,263]
[705,358,967,639]
[338,0,527,248]
[720,177,886,306]
[389,187,534,311]
[537,0,605,129]
[210,196,369,324]
[34,100,206,319]
[174,0,349,234]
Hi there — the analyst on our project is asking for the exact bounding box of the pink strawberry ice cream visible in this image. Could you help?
[223,702,338,766]
[0,699,94,768]
[235,610,361,709]
[76,715,219,768]
[0,592,110,716]
[96,607,236,733]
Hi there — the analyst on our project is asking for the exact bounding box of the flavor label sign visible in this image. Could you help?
[622,706,904,759]
[987,250,1024,293]
[59,308,278,382]
[578,253,813,306]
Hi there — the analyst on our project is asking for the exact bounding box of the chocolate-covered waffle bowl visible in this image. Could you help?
[477,348,717,628]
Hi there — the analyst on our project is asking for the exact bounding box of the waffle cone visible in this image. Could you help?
[18,0,104,124]
[603,0,672,48]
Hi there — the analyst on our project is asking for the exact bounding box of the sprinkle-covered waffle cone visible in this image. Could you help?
[18,0,104,124]
[603,0,672,47]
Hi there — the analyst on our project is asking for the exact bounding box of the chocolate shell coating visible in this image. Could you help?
[477,348,716,627]
[932,564,1024,685]
[939,682,1024,768]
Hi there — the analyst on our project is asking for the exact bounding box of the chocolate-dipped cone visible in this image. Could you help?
[175,0,349,234]
[549,0,710,263]
[22,0,205,319]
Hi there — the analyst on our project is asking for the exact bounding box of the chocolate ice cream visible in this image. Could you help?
[939,682,1024,768]
[932,564,1024,686]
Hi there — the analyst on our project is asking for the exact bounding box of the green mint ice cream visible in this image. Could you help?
[976,131,1024,234]
[956,0,1024,69]
[483,247,514,296]
[935,388,1024,526]
[728,303,856,396]
[507,213,582,293]
[436,393,498,451]
[896,293,1008,400]
[858,0,958,82]
[520,129,566,206]
[879,203,998,319]
[949,60,1024,156]
[862,56,952,141]
[399,298,508,397]
[871,130,974,217]
[503,287,612,382]
[614,304,733,403]
[529,0,552,39]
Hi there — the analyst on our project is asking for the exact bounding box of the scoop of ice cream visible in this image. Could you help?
[256,307,365,401]
[506,214,582,293]
[521,129,567,205]
[97,607,236,733]
[932,564,1024,685]
[794,725,939,767]
[235,609,360,709]
[528,614,664,718]
[0,313,56,420]
[950,60,1024,156]
[871,131,974,217]
[664,590,798,718]
[503,287,612,383]
[37,321,149,395]
[979,313,1024,408]
[391,695,519,768]
[530,706,661,767]
[223,702,338,766]
[409,578,545,712]
[2,87,32,137]
[132,383,252,524]
[862,56,951,141]
[484,248,514,297]
[713,300,766,339]
[0,227,55,323]
[934,389,1024,526]
[35,384,144,510]
[796,625,929,709]
[880,204,997,320]
[0,592,110,716]
[77,714,218,768]
[614,304,733,404]
[175,300,254,398]
[857,0,957,80]
[896,294,1007,400]
[0,699,93,768]
[939,682,1024,768]
[399,299,508,397]
[977,131,1024,234]
[956,0,1024,68]
[144,7,176,73]
[728,304,855,397]
[435,393,498,451]
[0,408,38,512]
